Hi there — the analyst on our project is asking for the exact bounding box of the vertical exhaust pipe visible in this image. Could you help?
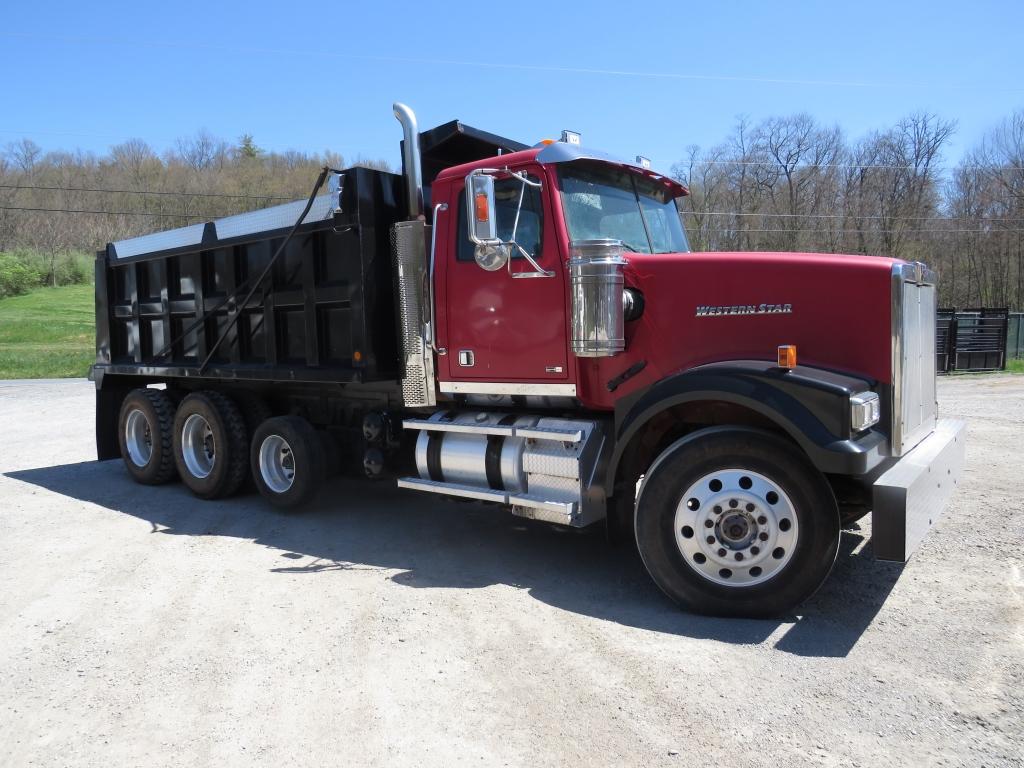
[393,102,424,220]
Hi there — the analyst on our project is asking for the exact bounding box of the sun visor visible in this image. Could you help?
[536,142,688,198]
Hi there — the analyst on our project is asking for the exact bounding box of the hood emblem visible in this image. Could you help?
[695,303,792,317]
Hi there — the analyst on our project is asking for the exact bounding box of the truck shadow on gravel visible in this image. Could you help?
[7,459,904,658]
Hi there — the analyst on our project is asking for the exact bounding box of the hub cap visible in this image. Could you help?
[259,435,295,493]
[124,409,153,467]
[181,414,216,479]
[674,468,799,587]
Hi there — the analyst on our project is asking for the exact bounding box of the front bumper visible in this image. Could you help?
[872,419,967,561]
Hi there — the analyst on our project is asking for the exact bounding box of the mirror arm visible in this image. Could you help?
[508,241,554,279]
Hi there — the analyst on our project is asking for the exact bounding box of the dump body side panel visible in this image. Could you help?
[92,167,403,385]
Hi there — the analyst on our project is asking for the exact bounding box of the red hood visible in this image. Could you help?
[575,251,897,409]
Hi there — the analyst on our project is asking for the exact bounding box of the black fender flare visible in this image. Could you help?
[605,361,887,491]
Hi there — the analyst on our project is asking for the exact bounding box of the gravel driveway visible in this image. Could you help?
[0,376,1021,767]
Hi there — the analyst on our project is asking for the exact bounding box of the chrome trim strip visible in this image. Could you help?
[402,418,583,443]
[426,202,447,351]
[438,381,577,396]
[402,419,516,437]
[514,426,584,442]
[397,477,507,504]
[396,477,578,519]
[891,263,906,456]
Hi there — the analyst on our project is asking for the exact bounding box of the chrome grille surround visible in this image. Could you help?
[891,261,938,456]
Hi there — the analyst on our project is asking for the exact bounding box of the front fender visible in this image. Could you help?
[606,360,887,490]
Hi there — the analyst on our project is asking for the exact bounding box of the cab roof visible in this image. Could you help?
[433,141,688,198]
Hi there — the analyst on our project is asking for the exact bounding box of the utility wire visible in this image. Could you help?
[682,210,1024,223]
[3,205,1022,235]
[0,183,292,201]
[0,205,211,219]
[677,159,1024,172]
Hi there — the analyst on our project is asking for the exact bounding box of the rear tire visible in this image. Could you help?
[250,415,325,509]
[172,391,249,499]
[635,427,840,618]
[118,388,176,485]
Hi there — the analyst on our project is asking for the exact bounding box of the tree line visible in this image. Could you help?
[0,132,389,275]
[673,110,1024,310]
[1,113,1022,309]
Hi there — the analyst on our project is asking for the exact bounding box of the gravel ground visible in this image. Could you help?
[0,376,1021,767]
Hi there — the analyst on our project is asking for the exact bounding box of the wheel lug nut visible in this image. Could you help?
[757,515,767,525]
[706,536,715,544]
[745,503,755,512]
[734,552,744,561]
[729,499,738,508]
[751,546,760,555]
[713,506,722,514]
[717,548,727,557]
[704,519,714,528]
[759,532,769,541]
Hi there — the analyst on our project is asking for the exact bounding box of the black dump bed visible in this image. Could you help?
[93,166,403,385]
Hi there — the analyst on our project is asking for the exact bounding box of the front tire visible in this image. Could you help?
[635,427,840,618]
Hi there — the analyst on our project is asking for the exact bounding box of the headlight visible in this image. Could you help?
[850,392,881,432]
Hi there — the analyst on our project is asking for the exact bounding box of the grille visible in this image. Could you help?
[392,221,435,408]
[892,263,938,456]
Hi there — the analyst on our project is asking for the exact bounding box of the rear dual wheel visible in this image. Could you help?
[635,427,840,618]
[250,416,326,509]
[118,388,177,485]
[172,391,249,499]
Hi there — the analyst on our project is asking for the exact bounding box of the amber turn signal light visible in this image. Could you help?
[474,193,489,222]
[777,345,797,369]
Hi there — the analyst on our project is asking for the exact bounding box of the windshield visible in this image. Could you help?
[558,161,689,254]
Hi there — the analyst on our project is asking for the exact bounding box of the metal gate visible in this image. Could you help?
[936,308,1010,373]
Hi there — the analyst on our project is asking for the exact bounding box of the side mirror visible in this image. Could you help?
[465,170,509,271]
[463,168,552,278]
[467,171,498,245]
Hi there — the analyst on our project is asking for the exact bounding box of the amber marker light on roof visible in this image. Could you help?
[777,345,797,369]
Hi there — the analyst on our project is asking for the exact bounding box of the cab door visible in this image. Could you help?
[443,167,569,384]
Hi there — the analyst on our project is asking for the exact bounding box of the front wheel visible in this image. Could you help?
[635,427,840,618]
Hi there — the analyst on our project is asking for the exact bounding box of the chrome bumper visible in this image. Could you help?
[872,419,967,562]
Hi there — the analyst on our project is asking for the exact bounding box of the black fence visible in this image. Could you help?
[936,308,1010,373]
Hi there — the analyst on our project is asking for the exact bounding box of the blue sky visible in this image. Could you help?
[1,0,1021,174]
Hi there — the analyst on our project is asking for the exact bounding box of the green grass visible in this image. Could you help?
[1007,358,1024,374]
[0,284,95,379]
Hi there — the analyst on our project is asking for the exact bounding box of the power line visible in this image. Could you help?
[0,205,208,219]
[683,210,1024,223]
[3,205,1023,235]
[689,227,1024,235]
[677,159,1024,172]
[0,183,292,201]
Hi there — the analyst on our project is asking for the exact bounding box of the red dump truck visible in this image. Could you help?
[91,103,965,617]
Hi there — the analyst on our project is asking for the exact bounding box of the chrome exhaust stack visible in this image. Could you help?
[393,102,424,220]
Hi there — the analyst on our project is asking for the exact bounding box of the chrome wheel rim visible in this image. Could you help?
[124,409,153,467]
[674,468,799,587]
[181,414,215,479]
[259,434,295,493]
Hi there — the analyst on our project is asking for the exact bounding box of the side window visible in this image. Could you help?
[457,174,544,262]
